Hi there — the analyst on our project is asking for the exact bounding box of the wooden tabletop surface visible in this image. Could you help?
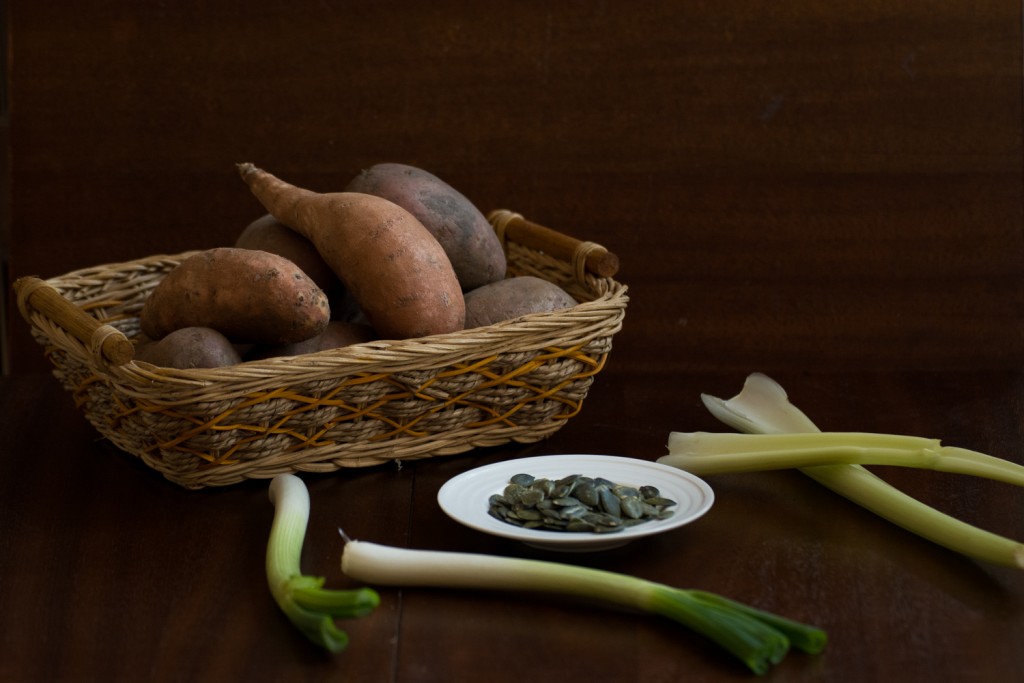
[2,2,1023,682]
[2,368,1023,682]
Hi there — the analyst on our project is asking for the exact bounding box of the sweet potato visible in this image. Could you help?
[344,163,506,291]
[140,247,330,344]
[134,327,242,369]
[246,321,377,360]
[463,276,578,328]
[235,213,362,321]
[235,213,341,293]
[237,163,465,339]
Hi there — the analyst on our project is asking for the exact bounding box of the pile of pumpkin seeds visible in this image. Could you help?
[487,473,677,534]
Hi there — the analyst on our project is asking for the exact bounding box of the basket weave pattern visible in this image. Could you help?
[20,224,628,488]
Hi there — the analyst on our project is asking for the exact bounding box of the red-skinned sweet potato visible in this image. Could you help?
[134,327,243,369]
[463,276,578,328]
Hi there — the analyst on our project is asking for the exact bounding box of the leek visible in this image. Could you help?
[664,432,1024,486]
[657,373,1024,569]
[340,536,826,675]
[267,474,380,652]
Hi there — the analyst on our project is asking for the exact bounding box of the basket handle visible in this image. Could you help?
[487,210,620,278]
[14,276,135,367]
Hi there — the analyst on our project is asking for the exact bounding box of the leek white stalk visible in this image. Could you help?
[341,537,826,675]
[267,474,380,652]
[664,432,1024,486]
[658,373,1024,569]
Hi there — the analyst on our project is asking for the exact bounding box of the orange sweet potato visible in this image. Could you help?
[237,163,465,339]
[140,247,330,344]
[344,163,506,291]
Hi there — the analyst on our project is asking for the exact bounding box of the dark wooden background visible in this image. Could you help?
[4,1,1022,376]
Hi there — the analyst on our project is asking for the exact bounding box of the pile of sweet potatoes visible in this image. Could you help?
[135,163,578,369]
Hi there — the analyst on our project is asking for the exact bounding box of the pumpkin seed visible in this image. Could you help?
[486,472,677,534]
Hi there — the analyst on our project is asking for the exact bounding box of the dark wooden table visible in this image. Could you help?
[2,367,1023,682]
[3,2,1024,681]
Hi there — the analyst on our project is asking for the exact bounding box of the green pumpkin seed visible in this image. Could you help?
[486,471,678,535]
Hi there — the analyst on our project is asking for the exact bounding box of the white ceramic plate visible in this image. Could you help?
[437,454,715,552]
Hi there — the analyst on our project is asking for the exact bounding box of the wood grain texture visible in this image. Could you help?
[1,369,1023,681]
[5,1,1022,373]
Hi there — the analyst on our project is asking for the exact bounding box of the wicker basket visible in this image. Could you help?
[15,210,628,488]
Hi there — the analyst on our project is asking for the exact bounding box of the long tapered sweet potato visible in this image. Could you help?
[140,247,331,344]
[237,163,465,339]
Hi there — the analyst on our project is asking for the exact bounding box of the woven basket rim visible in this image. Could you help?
[25,247,629,389]
[117,289,627,389]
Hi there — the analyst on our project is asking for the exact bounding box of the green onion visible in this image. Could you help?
[340,537,826,675]
[657,372,1024,569]
[267,474,380,652]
